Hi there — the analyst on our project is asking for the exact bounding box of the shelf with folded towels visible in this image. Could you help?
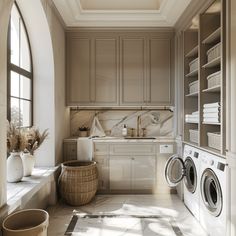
[202,102,221,124]
[183,2,225,156]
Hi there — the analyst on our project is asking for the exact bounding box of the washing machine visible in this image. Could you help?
[165,144,201,220]
[199,151,227,236]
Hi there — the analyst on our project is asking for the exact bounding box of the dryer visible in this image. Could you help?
[199,151,227,236]
[165,145,201,220]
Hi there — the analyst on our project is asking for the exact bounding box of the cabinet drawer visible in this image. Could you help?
[110,144,156,155]
[94,143,109,155]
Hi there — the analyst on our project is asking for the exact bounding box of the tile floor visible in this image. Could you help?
[47,194,208,236]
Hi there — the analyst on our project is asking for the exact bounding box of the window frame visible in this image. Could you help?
[7,2,33,128]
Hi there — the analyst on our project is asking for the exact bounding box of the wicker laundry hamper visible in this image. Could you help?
[58,160,98,206]
[2,209,49,236]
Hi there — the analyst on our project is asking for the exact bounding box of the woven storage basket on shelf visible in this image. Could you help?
[58,161,98,206]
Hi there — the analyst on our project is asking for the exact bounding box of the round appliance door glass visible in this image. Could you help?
[165,155,186,187]
[201,168,223,216]
[184,157,197,193]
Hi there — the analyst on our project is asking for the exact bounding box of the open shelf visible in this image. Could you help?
[185,45,199,57]
[202,57,221,68]
[202,27,221,44]
[185,121,199,124]
[183,1,225,157]
[186,92,199,97]
[202,85,221,93]
[185,69,198,77]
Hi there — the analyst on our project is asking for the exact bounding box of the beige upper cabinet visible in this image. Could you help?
[120,37,146,105]
[94,38,119,105]
[147,39,171,105]
[66,30,174,107]
[67,37,91,105]
[66,33,119,106]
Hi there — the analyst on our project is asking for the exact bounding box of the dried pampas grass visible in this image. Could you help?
[7,121,49,154]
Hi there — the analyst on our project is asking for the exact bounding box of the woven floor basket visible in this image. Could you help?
[59,161,98,206]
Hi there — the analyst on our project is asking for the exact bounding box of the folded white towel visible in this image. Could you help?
[185,118,199,123]
[203,102,220,108]
[203,118,220,123]
[77,137,93,162]
[203,112,220,118]
[203,107,220,113]
[185,114,199,118]
[192,111,199,115]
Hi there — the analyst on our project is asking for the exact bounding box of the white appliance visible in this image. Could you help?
[165,145,201,220]
[199,151,227,236]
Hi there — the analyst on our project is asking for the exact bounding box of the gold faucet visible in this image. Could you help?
[137,115,141,137]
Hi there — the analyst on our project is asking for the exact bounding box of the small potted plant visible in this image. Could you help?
[21,127,49,176]
[78,126,89,137]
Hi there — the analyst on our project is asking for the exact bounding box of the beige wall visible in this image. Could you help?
[17,0,70,166]
[41,0,70,165]
[0,0,14,208]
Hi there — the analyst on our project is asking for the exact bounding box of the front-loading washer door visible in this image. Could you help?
[165,155,186,187]
[201,168,223,216]
[184,157,197,193]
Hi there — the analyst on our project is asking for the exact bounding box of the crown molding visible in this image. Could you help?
[65,26,175,34]
[53,0,192,27]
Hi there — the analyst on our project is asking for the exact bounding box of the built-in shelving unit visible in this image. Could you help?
[183,0,225,156]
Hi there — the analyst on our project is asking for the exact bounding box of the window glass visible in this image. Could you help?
[20,23,31,72]
[10,97,20,126]
[10,4,20,66]
[20,75,31,100]
[20,100,31,127]
[8,3,33,127]
[10,71,19,97]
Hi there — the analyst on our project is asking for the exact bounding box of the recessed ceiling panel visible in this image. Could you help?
[80,0,161,11]
[52,0,192,27]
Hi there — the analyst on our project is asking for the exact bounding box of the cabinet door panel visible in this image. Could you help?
[109,156,131,190]
[95,39,118,104]
[94,155,109,190]
[63,142,77,161]
[148,39,171,105]
[132,156,156,190]
[67,38,91,104]
[121,38,145,105]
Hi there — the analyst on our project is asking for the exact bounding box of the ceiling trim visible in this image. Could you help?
[53,0,192,27]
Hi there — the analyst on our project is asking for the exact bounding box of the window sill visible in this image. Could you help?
[0,167,58,218]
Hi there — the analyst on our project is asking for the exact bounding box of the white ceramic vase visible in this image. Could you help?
[7,152,23,183]
[21,153,35,176]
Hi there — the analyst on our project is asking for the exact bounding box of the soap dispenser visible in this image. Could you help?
[122,124,128,137]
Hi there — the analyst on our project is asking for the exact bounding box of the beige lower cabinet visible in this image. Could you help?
[93,143,110,191]
[94,155,109,191]
[109,156,132,190]
[109,143,156,192]
[132,156,156,190]
[109,155,156,191]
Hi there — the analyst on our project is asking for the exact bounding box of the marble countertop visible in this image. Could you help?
[64,136,176,143]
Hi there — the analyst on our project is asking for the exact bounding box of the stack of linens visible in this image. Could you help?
[203,102,220,123]
[185,111,199,123]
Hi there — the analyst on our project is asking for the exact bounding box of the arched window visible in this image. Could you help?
[7,3,33,127]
